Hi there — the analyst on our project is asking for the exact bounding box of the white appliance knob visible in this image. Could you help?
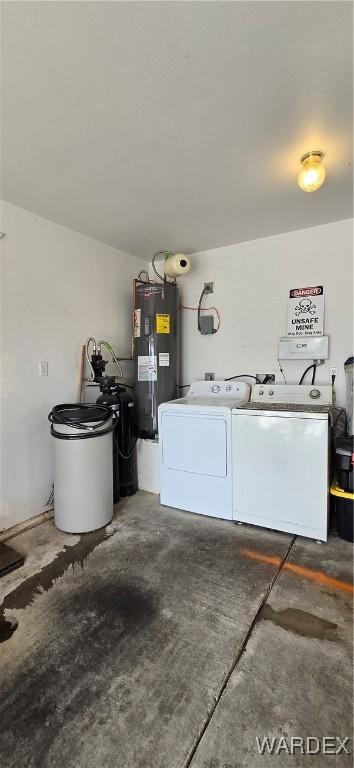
[226,385,232,391]
[259,389,264,395]
[211,384,221,393]
[310,388,321,399]
[269,390,274,396]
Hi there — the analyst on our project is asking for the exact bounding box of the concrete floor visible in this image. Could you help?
[0,492,352,768]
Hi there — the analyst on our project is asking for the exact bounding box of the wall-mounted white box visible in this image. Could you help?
[278,336,329,360]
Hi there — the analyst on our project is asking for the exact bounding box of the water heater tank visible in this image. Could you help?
[134,281,178,438]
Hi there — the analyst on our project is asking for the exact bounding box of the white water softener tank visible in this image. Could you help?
[49,403,114,533]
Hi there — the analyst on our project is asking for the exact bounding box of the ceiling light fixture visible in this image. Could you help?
[298,151,325,192]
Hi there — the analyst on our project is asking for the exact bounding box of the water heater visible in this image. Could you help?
[133,280,179,438]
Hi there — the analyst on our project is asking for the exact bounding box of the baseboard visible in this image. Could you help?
[0,509,54,543]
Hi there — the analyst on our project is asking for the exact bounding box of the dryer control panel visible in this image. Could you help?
[188,380,250,400]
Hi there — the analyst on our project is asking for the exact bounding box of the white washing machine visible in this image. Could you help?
[159,381,250,519]
[232,384,333,541]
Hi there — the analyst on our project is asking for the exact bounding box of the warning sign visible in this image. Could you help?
[133,308,141,338]
[287,286,324,337]
[138,355,157,381]
[159,352,170,367]
[156,314,170,334]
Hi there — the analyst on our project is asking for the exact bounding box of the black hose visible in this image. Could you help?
[151,250,166,282]
[299,364,316,385]
[197,287,208,332]
[113,428,138,460]
[48,403,112,431]
[225,374,262,384]
[117,438,138,460]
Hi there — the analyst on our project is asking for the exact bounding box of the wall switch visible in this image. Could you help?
[329,367,338,381]
[204,282,214,294]
[39,362,48,376]
[205,372,215,381]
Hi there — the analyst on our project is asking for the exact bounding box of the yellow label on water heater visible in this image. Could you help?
[156,314,170,334]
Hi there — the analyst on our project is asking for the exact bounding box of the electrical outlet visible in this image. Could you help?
[205,372,215,381]
[204,282,214,294]
[330,367,338,381]
[39,362,48,376]
[257,373,275,384]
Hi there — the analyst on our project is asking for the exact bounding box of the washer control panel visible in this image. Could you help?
[251,384,333,405]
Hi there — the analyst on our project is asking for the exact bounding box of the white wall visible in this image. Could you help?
[178,219,353,408]
[136,439,160,495]
[1,208,352,520]
[0,201,146,530]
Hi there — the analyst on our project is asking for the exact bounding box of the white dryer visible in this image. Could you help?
[159,381,250,519]
[232,384,333,541]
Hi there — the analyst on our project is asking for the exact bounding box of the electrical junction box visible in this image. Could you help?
[278,336,329,360]
[200,315,214,335]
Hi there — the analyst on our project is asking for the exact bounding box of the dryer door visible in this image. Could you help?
[161,411,227,477]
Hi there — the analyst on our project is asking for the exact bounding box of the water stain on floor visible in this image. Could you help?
[0,576,163,767]
[258,604,337,639]
[0,526,114,643]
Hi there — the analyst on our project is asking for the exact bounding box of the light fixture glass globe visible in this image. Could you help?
[298,152,325,192]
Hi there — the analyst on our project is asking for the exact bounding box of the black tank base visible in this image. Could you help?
[139,431,158,440]
[120,485,137,498]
